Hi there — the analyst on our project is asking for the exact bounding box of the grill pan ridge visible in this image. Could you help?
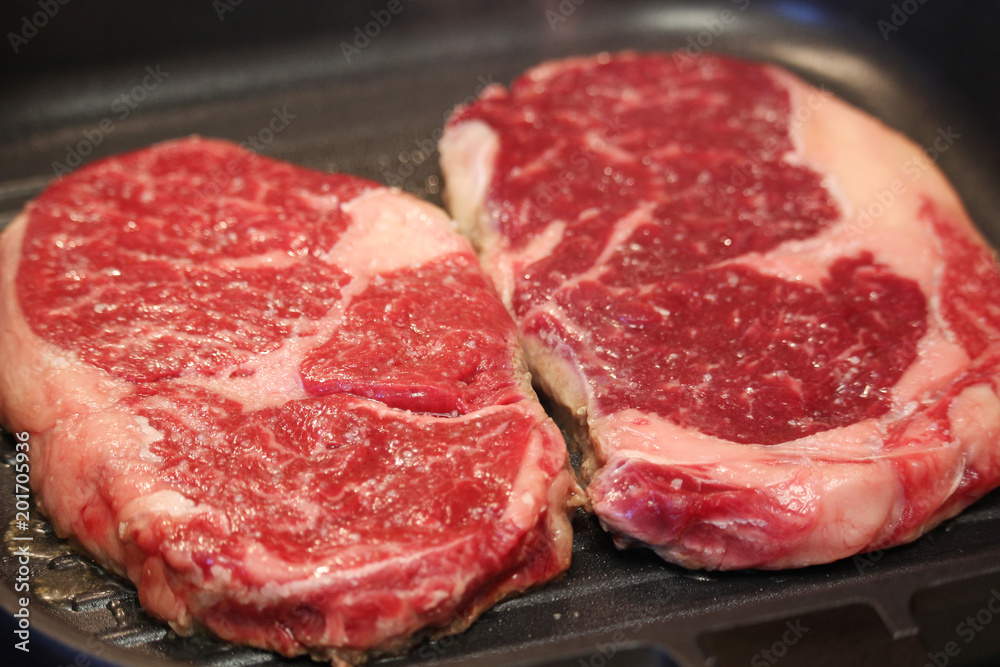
[2,1,1000,666]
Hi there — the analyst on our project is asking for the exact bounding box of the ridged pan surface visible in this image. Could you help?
[1,2,999,666]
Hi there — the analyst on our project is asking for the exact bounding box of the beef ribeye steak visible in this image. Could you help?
[440,52,1000,570]
[0,137,577,663]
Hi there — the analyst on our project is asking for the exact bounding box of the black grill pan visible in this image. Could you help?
[2,1,1000,666]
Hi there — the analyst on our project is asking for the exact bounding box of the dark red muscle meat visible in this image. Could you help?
[441,52,1000,569]
[0,137,577,663]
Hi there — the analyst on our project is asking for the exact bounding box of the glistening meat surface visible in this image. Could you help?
[0,137,577,664]
[440,52,1000,569]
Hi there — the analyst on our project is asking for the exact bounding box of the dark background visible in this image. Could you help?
[1,2,1000,667]
[2,0,998,134]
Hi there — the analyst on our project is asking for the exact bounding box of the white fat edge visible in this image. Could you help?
[188,334,318,411]
[441,118,538,317]
[490,219,567,307]
[589,204,657,270]
[117,490,221,540]
[325,188,467,277]
[147,348,311,413]
[738,69,938,293]
[213,248,301,270]
[890,324,969,411]
[703,516,770,530]
[596,391,983,481]
[768,65,852,222]
[707,263,969,418]
[439,119,499,239]
[158,247,364,412]
[442,405,572,568]
[949,383,1000,478]
[706,71,967,426]
[492,203,654,307]
[520,299,601,406]
[295,187,359,211]
[146,181,500,415]
[924,208,1000,353]
[491,413,550,533]
[743,79,974,416]
[188,188,471,409]
[1,213,132,427]
[787,70,956,290]
[134,415,165,463]
[207,564,233,590]
[593,408,888,470]
[771,66,833,170]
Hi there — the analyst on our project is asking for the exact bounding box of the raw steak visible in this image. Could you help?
[440,52,1000,570]
[0,137,578,663]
